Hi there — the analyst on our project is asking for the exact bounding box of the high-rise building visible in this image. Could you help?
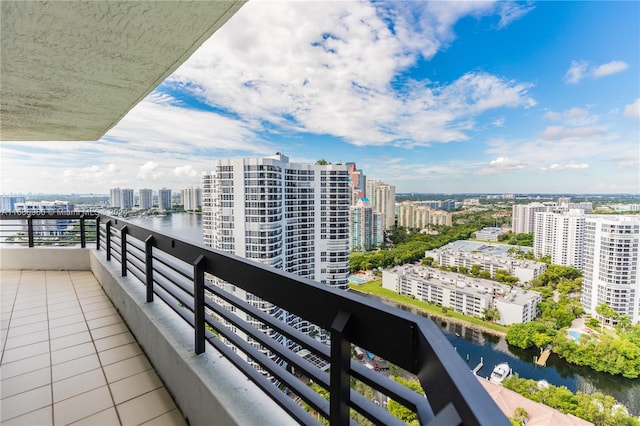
[346,162,366,205]
[158,188,172,211]
[121,189,134,210]
[366,179,396,230]
[109,188,121,208]
[397,201,452,228]
[181,187,202,211]
[581,216,640,324]
[534,209,586,269]
[350,198,383,252]
[1,196,25,212]
[203,154,351,372]
[512,202,553,234]
[139,189,153,210]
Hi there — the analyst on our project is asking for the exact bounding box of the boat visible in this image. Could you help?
[490,362,511,384]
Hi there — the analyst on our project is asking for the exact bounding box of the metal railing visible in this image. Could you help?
[0,213,508,425]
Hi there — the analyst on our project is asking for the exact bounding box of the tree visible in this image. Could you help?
[596,303,618,332]
[315,159,329,165]
[512,407,528,425]
[470,264,482,276]
[422,256,434,266]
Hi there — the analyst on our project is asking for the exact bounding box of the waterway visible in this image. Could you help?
[122,213,640,416]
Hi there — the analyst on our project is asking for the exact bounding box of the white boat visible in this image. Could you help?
[490,362,510,384]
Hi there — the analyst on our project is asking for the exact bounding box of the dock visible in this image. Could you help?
[472,357,484,375]
[535,347,552,366]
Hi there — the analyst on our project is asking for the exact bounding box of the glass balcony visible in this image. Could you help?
[0,212,508,425]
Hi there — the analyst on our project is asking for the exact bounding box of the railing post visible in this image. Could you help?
[27,215,34,247]
[105,220,111,260]
[145,236,154,303]
[121,225,128,277]
[95,216,101,250]
[193,255,206,355]
[80,215,86,248]
[330,310,351,425]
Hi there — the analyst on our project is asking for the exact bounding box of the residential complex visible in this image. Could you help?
[0,196,25,212]
[475,227,507,242]
[425,241,547,283]
[366,179,396,230]
[512,202,553,234]
[139,188,153,210]
[109,187,134,209]
[181,186,202,211]
[349,198,384,252]
[581,215,640,324]
[397,200,452,229]
[533,209,586,269]
[158,188,172,211]
[382,264,541,325]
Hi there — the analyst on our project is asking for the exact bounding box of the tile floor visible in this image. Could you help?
[1,270,187,425]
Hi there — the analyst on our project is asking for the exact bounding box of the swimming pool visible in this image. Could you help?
[567,330,583,342]
[348,276,366,284]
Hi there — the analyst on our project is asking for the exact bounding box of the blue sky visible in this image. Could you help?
[1,1,638,195]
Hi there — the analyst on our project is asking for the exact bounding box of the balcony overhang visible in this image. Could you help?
[1,0,245,141]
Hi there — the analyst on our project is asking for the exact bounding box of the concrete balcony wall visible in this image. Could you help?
[0,247,294,426]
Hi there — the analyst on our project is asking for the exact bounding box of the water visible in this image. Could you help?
[121,213,640,416]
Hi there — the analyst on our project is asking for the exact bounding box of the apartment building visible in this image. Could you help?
[512,202,553,234]
[181,186,202,211]
[158,188,172,211]
[349,198,383,252]
[139,188,153,210]
[495,289,543,325]
[397,200,452,229]
[366,179,396,230]
[425,241,547,283]
[581,216,640,324]
[533,209,585,269]
[109,188,134,209]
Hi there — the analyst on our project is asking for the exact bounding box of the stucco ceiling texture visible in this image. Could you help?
[1,1,245,141]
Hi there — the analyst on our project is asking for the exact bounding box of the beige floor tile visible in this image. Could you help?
[49,321,88,339]
[7,312,47,328]
[98,342,142,366]
[94,331,135,352]
[82,300,114,313]
[0,384,52,422]
[48,306,83,320]
[51,341,96,365]
[140,408,188,426]
[10,305,47,319]
[0,353,50,380]
[52,353,101,382]
[50,330,91,351]
[79,294,109,305]
[48,313,85,329]
[83,306,118,321]
[87,314,122,330]
[117,387,176,425]
[90,322,128,340]
[3,330,49,350]
[13,299,46,311]
[0,340,49,364]
[0,366,51,398]
[76,290,105,300]
[47,299,81,312]
[6,321,46,339]
[53,368,107,403]
[103,354,152,383]
[53,385,113,425]
[2,405,52,426]
[110,368,163,404]
[47,292,77,304]
[68,407,120,425]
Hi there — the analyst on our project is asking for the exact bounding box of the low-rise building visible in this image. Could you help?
[475,227,507,242]
[425,241,547,283]
[495,289,542,325]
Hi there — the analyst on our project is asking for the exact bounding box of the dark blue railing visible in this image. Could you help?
[0,212,508,425]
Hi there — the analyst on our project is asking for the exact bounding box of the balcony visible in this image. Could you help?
[1,213,508,425]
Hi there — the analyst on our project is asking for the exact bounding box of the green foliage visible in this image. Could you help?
[502,375,640,426]
[499,232,534,247]
[422,256,434,266]
[539,265,582,287]
[506,321,557,349]
[387,377,423,423]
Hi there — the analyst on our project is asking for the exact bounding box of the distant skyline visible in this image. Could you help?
[1,1,638,195]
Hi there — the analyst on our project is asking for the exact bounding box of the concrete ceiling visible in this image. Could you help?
[1,1,245,141]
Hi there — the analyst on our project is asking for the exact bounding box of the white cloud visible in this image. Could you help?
[137,161,162,181]
[492,117,506,127]
[593,60,629,78]
[624,98,640,119]
[543,107,597,126]
[476,157,526,175]
[496,2,536,29]
[541,126,604,140]
[547,162,590,171]
[167,2,535,147]
[62,164,119,183]
[564,60,589,84]
[174,165,198,178]
[564,60,629,84]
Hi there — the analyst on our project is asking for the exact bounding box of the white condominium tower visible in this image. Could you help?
[139,189,153,210]
[158,188,172,211]
[109,188,134,209]
[512,202,552,234]
[581,216,640,324]
[366,179,396,230]
[534,209,586,269]
[181,187,202,211]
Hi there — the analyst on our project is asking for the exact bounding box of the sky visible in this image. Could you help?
[1,1,639,195]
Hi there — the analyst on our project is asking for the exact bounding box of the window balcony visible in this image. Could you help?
[1,213,507,425]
